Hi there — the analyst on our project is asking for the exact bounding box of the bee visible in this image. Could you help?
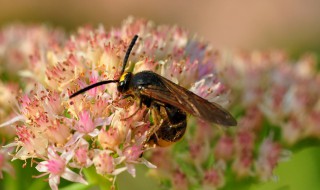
[69,35,237,147]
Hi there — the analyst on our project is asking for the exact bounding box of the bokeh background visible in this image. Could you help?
[0,0,320,189]
[1,0,320,53]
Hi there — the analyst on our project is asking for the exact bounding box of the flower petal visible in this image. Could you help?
[0,115,25,128]
[35,161,49,172]
[61,168,88,185]
[140,158,157,169]
[49,175,60,190]
[112,167,127,176]
[65,132,84,147]
[94,116,113,126]
[126,164,136,177]
[114,156,126,165]
[88,129,100,137]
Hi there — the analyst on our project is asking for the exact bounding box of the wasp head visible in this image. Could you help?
[117,72,132,93]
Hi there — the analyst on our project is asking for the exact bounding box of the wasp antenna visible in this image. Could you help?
[121,35,139,75]
[69,80,119,98]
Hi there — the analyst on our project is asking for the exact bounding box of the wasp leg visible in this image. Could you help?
[119,94,135,100]
[112,94,135,106]
[121,107,141,120]
[143,103,164,147]
[120,98,143,121]
[110,93,141,121]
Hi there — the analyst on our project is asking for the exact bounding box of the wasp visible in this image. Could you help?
[69,35,237,147]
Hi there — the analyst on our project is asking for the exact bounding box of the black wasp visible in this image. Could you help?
[69,35,237,147]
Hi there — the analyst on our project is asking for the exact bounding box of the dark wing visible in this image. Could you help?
[139,74,237,126]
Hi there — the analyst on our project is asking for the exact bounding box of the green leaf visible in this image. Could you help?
[171,139,189,157]
[60,183,92,190]
[159,179,172,190]
[203,153,215,170]
[176,158,197,177]
[249,146,320,190]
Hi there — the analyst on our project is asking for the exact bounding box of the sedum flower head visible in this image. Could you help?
[0,17,319,190]
[0,18,229,189]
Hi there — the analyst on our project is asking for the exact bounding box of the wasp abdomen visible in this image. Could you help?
[149,104,187,147]
[151,119,187,147]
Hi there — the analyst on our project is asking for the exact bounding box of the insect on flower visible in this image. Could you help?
[70,35,237,147]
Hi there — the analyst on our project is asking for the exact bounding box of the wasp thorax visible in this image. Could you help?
[117,72,132,93]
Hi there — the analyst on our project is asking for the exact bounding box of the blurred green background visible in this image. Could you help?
[1,0,320,189]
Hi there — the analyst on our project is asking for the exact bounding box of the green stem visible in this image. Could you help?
[83,167,116,190]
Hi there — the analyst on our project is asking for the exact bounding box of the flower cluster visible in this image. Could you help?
[218,51,320,145]
[148,50,320,189]
[0,18,230,189]
[0,17,319,190]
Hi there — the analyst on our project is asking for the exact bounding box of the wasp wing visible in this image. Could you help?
[139,74,237,126]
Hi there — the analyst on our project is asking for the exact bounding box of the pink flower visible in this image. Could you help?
[98,127,123,150]
[255,138,282,181]
[214,135,234,161]
[0,145,15,179]
[14,125,48,159]
[117,130,156,177]
[35,146,87,190]
[93,150,126,176]
[93,150,115,175]
[66,110,112,147]
[173,170,188,190]
[202,168,225,189]
[123,145,144,162]
[232,131,255,178]
[70,139,92,168]
[75,111,95,134]
[46,120,71,145]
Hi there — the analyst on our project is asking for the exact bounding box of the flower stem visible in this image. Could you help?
[83,167,116,190]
